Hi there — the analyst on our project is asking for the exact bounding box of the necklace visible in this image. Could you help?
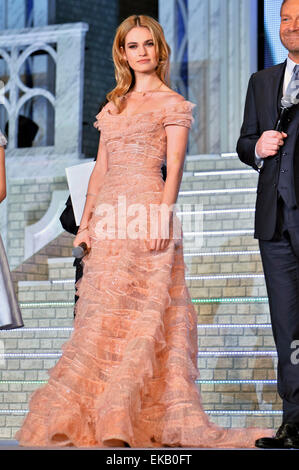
[131,82,163,96]
[124,82,163,116]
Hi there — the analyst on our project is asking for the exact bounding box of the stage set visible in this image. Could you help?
[0,0,297,452]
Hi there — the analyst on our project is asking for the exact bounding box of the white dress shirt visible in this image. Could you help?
[255,56,299,168]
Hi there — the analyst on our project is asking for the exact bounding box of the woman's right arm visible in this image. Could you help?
[73,134,108,249]
[0,145,7,203]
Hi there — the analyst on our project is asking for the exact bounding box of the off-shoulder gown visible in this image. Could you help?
[15,92,273,447]
[0,130,24,330]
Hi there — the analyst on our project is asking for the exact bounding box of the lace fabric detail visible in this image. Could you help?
[14,94,274,448]
[93,98,196,132]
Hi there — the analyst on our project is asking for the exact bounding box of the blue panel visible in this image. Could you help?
[176,0,188,95]
[25,0,34,118]
[264,0,288,68]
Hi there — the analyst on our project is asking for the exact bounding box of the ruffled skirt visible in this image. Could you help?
[15,185,273,447]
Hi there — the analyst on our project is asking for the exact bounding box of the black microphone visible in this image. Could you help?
[72,242,89,259]
[275,95,293,132]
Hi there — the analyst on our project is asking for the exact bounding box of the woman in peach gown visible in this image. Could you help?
[15,15,273,448]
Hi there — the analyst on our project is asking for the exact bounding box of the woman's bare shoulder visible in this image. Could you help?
[159,87,186,104]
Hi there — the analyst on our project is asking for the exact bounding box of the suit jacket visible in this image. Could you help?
[236,60,299,240]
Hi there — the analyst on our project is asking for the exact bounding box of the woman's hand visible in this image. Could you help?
[148,235,170,252]
[147,209,173,252]
[73,227,91,251]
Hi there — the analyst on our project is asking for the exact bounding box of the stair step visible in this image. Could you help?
[0,382,280,406]
[0,409,282,441]
[0,324,275,353]
[0,354,277,379]
[46,249,263,274]
[184,154,246,172]
[17,275,268,304]
[18,272,266,288]
[47,257,75,280]
[183,235,258,251]
[17,297,270,323]
[177,193,257,208]
[179,175,258,191]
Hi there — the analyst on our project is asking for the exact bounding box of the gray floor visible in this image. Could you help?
[0,441,279,451]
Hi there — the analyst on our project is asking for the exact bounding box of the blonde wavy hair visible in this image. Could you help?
[106,15,171,112]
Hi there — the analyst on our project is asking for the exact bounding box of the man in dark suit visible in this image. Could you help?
[237,0,299,449]
[60,99,167,318]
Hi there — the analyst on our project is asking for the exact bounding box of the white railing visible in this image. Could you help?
[24,190,69,259]
[0,22,88,157]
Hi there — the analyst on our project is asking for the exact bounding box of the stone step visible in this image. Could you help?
[18,273,267,305]
[16,297,271,332]
[0,407,282,440]
[180,207,255,224]
[186,259,263,275]
[47,257,75,280]
[17,280,76,304]
[0,380,280,411]
[180,171,258,191]
[0,324,275,354]
[0,353,277,381]
[16,301,74,327]
[17,297,270,325]
[195,299,270,323]
[187,275,267,301]
[47,247,262,272]
[197,325,275,350]
[184,167,256,180]
[177,189,257,208]
[47,251,263,279]
[184,154,246,172]
[183,235,258,252]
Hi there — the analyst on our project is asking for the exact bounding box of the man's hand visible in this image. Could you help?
[256,130,287,158]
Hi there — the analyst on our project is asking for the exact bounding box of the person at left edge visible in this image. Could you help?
[0,129,24,330]
[60,100,167,318]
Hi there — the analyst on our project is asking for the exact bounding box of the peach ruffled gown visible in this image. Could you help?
[15,92,273,447]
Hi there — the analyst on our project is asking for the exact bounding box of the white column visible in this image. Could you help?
[7,0,26,29]
[159,0,258,155]
[33,0,56,26]
[32,0,56,147]
[55,26,87,155]
[158,0,176,61]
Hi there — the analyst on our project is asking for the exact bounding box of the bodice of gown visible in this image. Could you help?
[92,92,196,235]
[93,92,196,181]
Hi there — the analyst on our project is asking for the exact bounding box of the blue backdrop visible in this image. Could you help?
[264,0,288,68]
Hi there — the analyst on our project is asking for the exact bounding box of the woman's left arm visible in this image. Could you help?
[0,146,7,203]
[149,124,189,252]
